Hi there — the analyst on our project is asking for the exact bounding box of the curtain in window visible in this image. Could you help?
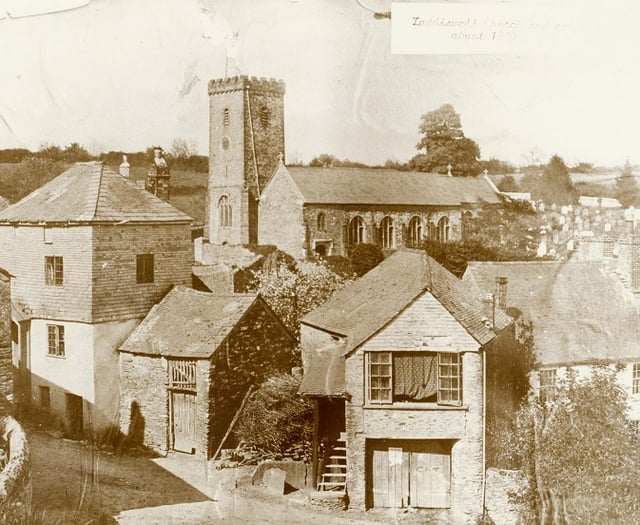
[393,353,438,401]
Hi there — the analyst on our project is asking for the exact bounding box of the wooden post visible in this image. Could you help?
[312,399,320,489]
[212,384,254,461]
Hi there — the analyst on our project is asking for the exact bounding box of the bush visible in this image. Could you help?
[234,374,313,460]
[349,243,384,277]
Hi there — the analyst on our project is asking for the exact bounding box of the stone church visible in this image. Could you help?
[204,75,501,258]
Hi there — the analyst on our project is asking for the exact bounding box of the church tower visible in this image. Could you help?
[206,76,286,245]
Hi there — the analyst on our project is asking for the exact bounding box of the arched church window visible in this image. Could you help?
[407,216,423,248]
[218,196,232,227]
[380,216,394,249]
[437,216,450,243]
[348,216,366,245]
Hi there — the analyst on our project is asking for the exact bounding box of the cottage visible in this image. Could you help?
[118,286,297,458]
[0,162,194,434]
[299,249,512,522]
[202,75,501,260]
[463,260,640,420]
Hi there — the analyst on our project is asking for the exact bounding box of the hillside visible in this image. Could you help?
[0,162,207,224]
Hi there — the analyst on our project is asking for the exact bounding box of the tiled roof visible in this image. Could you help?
[298,342,347,397]
[0,162,192,224]
[463,261,640,366]
[120,287,259,358]
[192,264,234,294]
[285,167,501,206]
[302,249,510,354]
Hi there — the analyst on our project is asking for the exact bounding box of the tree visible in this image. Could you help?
[531,154,577,205]
[60,142,92,162]
[479,157,516,175]
[169,138,197,160]
[615,160,640,208]
[249,259,354,336]
[349,243,384,277]
[411,104,481,176]
[510,366,640,524]
[498,174,519,193]
[234,374,313,460]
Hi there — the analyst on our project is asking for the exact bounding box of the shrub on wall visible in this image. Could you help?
[349,243,384,277]
[234,374,313,460]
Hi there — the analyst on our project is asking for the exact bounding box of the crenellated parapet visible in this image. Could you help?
[208,75,286,95]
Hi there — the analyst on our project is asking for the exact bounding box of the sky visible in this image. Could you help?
[1,0,640,167]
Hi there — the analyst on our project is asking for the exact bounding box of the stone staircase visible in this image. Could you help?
[317,439,347,492]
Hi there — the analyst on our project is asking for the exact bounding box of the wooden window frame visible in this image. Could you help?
[366,351,463,407]
[367,352,392,404]
[437,353,462,406]
[44,256,63,286]
[539,368,557,403]
[136,253,154,284]
[47,324,65,357]
[169,360,197,391]
[633,364,640,395]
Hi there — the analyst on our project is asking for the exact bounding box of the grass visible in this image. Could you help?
[0,162,208,224]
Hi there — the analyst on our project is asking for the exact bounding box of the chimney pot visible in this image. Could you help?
[119,154,130,178]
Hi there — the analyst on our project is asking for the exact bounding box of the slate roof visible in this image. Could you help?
[463,261,640,366]
[0,162,192,224]
[120,287,260,358]
[302,249,511,355]
[285,167,501,206]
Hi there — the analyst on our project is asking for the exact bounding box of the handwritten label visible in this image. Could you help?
[391,3,576,55]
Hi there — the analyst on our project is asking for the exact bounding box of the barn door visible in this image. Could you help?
[372,447,409,508]
[370,441,451,509]
[410,447,451,508]
[171,391,197,454]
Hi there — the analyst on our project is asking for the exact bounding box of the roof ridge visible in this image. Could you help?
[90,162,104,220]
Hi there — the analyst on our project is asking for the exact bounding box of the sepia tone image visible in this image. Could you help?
[0,0,639,523]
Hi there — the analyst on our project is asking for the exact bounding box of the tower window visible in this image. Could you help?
[317,212,326,232]
[260,106,270,127]
[219,196,233,227]
[223,108,230,126]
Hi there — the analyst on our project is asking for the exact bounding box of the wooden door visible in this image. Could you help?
[65,393,83,437]
[172,392,197,454]
[410,448,451,508]
[370,441,451,509]
[372,447,409,508]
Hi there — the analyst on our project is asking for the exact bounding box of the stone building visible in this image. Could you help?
[0,162,193,435]
[464,258,640,420]
[202,75,501,259]
[259,163,501,259]
[298,249,513,522]
[118,286,296,458]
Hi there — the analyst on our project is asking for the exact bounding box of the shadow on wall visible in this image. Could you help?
[124,401,145,449]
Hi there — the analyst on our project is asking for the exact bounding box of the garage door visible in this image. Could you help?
[370,441,451,508]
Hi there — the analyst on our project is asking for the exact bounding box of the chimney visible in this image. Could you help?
[119,154,130,178]
[495,276,508,310]
[146,146,171,201]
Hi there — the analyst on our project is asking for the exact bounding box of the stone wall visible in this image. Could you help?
[485,468,527,525]
[343,348,485,523]
[0,417,31,524]
[208,300,296,455]
[119,352,169,454]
